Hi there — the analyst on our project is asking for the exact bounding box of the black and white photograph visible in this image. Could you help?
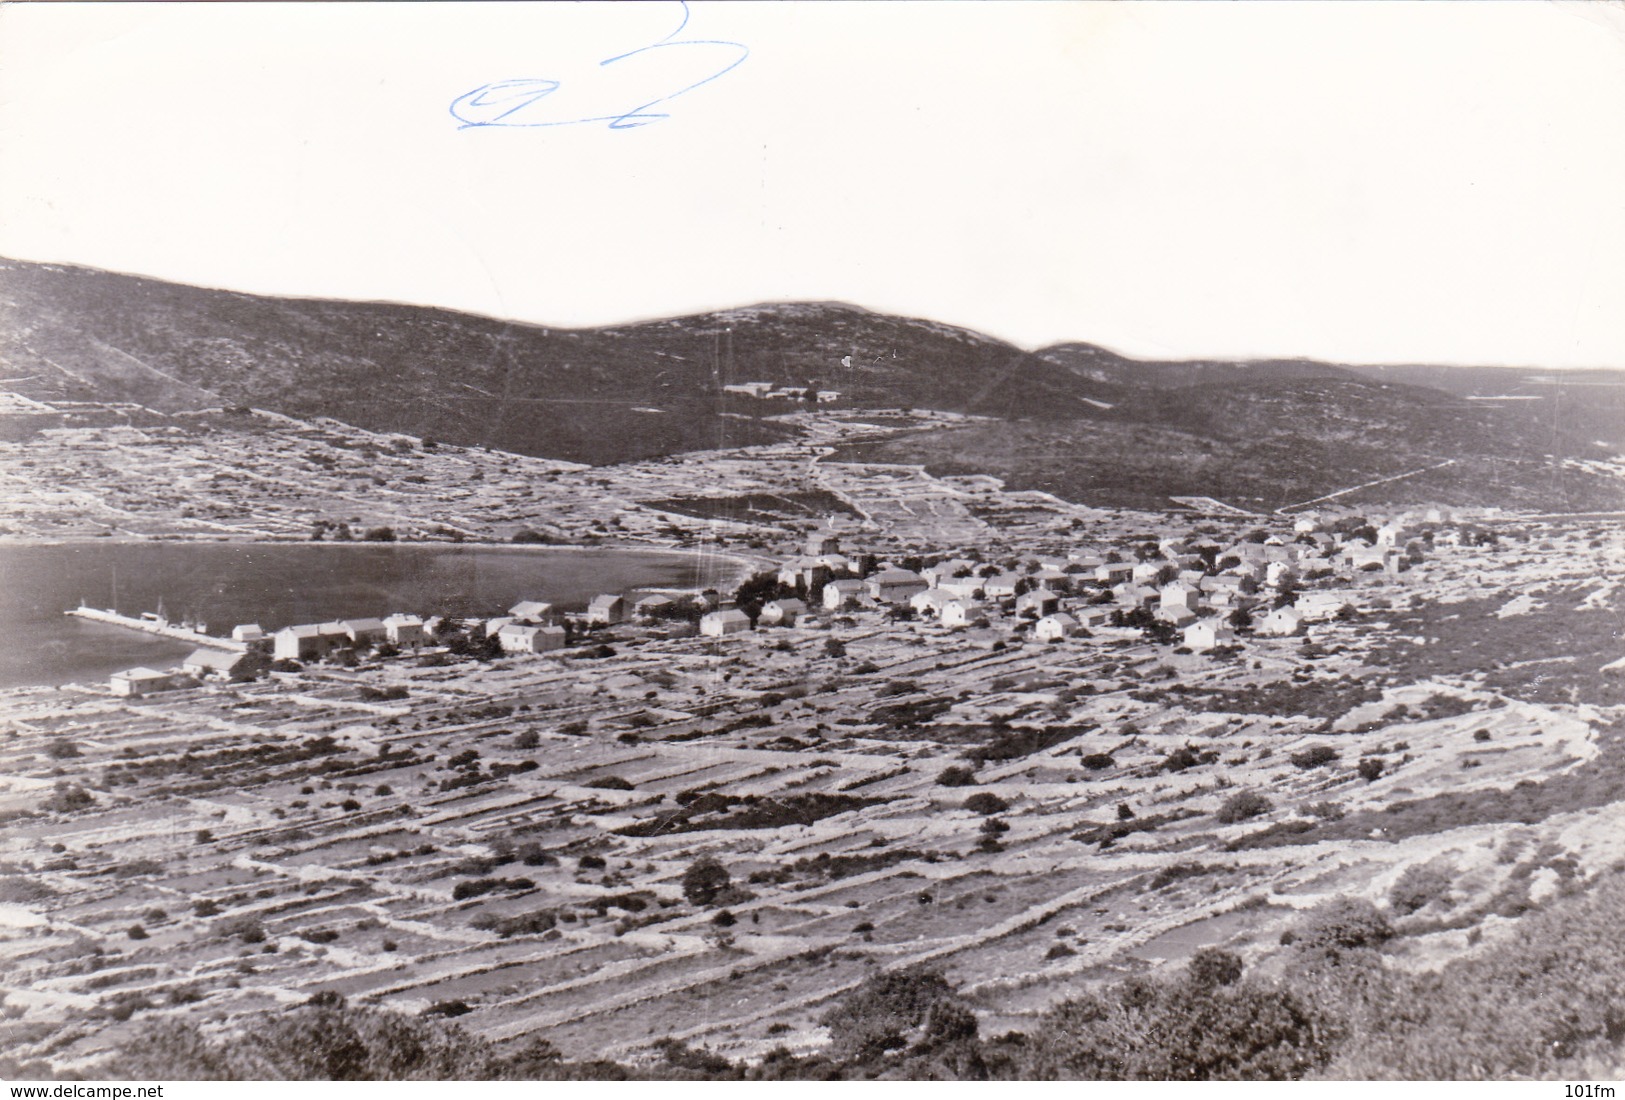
[1,0,1624,1085]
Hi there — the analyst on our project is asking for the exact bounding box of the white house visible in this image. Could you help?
[1035,613,1079,642]
[1265,561,1297,588]
[1155,605,1199,628]
[759,598,806,626]
[805,532,842,556]
[587,594,627,624]
[936,577,985,601]
[1160,581,1200,612]
[1376,522,1407,547]
[823,579,866,610]
[633,594,675,619]
[1075,606,1113,630]
[1183,621,1238,652]
[508,600,556,624]
[941,599,982,629]
[231,623,265,643]
[497,623,566,654]
[1295,592,1349,621]
[334,618,387,647]
[923,559,976,587]
[910,589,953,617]
[380,614,425,648]
[778,559,829,590]
[982,573,1024,600]
[865,568,928,603]
[273,623,347,661]
[1131,561,1168,585]
[110,667,185,696]
[1257,606,1304,636]
[182,648,246,679]
[700,609,752,637]
[1015,588,1061,618]
[1095,562,1136,584]
[816,553,856,575]
[1113,583,1158,609]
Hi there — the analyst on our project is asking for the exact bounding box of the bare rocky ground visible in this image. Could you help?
[1,400,1623,1075]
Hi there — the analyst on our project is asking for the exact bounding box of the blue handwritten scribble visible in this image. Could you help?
[450,2,747,130]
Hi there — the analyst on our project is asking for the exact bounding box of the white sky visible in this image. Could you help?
[2,0,1623,367]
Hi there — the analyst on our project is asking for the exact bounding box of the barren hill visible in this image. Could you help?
[1,257,1619,509]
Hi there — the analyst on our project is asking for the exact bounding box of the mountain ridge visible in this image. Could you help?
[1,256,1620,509]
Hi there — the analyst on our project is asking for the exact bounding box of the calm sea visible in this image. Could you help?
[0,541,744,689]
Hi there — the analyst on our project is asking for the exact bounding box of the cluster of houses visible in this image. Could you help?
[102,507,1463,697]
[102,584,772,695]
[756,511,1450,653]
[722,381,841,403]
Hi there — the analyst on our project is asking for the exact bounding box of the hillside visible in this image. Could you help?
[1,257,1619,509]
[1036,342,1367,390]
[0,260,1109,465]
[835,372,1625,512]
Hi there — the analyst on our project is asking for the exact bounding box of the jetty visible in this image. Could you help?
[66,606,246,652]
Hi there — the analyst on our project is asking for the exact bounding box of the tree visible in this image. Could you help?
[682,857,731,906]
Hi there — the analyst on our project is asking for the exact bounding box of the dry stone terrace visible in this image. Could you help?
[2,498,1624,1071]
[0,400,1138,552]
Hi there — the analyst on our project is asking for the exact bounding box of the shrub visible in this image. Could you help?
[1389,863,1455,915]
[513,730,541,750]
[818,967,963,1059]
[963,792,1009,815]
[1162,745,1219,772]
[1290,745,1339,769]
[127,924,149,940]
[586,776,634,791]
[43,782,95,813]
[471,910,557,938]
[1019,967,1330,1079]
[1080,753,1116,770]
[1187,947,1244,988]
[1357,758,1385,782]
[1215,792,1272,824]
[223,917,266,944]
[1292,896,1393,957]
[936,766,977,788]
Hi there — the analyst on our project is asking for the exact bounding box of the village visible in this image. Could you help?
[92,505,1461,700]
[2,389,1623,1075]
